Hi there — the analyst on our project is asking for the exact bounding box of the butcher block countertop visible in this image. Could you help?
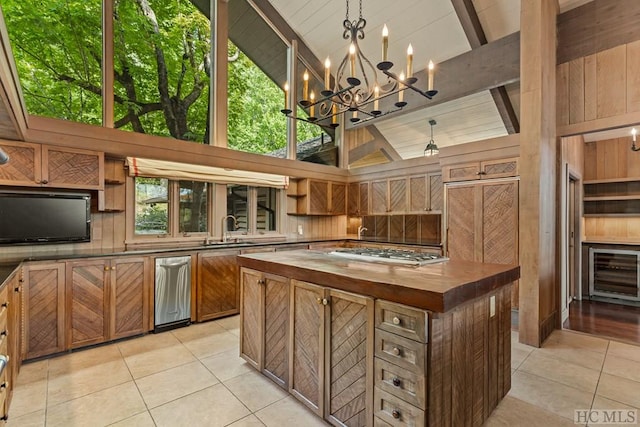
[237,249,520,313]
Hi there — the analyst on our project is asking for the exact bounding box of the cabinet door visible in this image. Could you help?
[325,290,373,427]
[446,185,478,262]
[359,182,369,215]
[442,162,481,182]
[23,262,65,359]
[240,268,263,370]
[290,280,325,416]
[42,146,104,190]
[197,251,240,322]
[388,178,407,213]
[371,180,388,214]
[110,257,149,340]
[263,274,289,388]
[67,259,109,348]
[0,141,41,187]
[409,175,427,212]
[428,173,443,212]
[348,182,360,216]
[308,180,329,214]
[330,183,346,215]
[480,157,518,179]
[7,271,22,407]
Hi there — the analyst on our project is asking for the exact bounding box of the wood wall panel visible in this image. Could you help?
[556,62,570,127]
[596,45,627,119]
[628,40,640,113]
[584,54,597,121]
[569,58,585,124]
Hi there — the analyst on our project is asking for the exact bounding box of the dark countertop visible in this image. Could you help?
[582,239,640,246]
[237,249,519,314]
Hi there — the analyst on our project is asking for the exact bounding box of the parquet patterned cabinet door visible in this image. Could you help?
[197,251,240,322]
[309,180,330,214]
[290,280,325,417]
[446,184,477,262]
[331,183,347,215]
[42,146,103,190]
[370,180,388,214]
[325,290,373,427]
[359,182,370,215]
[428,173,443,212]
[263,274,290,389]
[388,178,407,213]
[110,257,149,340]
[0,141,41,186]
[67,259,109,349]
[348,182,360,216]
[409,175,427,212]
[240,268,263,370]
[23,262,66,359]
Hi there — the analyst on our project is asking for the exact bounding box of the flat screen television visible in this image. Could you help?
[0,190,91,245]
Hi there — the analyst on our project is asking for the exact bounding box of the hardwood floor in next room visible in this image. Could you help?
[564,299,640,345]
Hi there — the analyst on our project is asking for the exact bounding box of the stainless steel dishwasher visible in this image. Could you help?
[154,256,191,332]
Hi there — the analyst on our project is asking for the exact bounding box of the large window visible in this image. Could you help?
[135,178,169,235]
[179,181,208,233]
[3,0,103,124]
[227,184,278,235]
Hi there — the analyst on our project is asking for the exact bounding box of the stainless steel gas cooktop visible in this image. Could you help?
[328,247,447,266]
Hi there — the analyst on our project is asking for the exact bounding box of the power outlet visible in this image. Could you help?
[490,295,496,317]
[297,225,303,235]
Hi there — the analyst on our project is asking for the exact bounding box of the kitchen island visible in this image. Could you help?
[237,249,519,427]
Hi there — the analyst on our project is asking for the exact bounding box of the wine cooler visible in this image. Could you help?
[589,248,640,302]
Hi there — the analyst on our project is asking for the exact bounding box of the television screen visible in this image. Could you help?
[0,191,91,244]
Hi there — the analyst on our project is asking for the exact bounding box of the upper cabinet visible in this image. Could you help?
[0,140,104,190]
[361,173,442,215]
[288,179,346,215]
[408,173,443,213]
[442,157,518,183]
[347,181,370,216]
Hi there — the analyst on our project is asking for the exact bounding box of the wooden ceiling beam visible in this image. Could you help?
[450,0,519,134]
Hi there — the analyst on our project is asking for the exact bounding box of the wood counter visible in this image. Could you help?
[237,249,520,313]
[238,249,519,427]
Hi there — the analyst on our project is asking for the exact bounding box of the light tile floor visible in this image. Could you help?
[8,316,640,426]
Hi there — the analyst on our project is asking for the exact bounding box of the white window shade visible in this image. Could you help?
[126,157,289,189]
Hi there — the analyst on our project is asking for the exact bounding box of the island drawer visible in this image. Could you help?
[375,300,428,343]
[375,357,426,410]
[374,329,426,374]
[374,387,425,427]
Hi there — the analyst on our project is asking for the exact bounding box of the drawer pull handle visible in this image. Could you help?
[392,410,401,419]
[0,331,7,338]
[0,381,7,389]
[392,316,401,325]
[392,347,401,356]
[257,279,265,285]
[392,377,401,387]
[1,302,7,308]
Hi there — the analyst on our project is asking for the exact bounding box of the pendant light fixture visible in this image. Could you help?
[424,119,439,156]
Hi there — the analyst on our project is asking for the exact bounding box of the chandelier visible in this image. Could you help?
[424,119,439,156]
[281,0,438,129]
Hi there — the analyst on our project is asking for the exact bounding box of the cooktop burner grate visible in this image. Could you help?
[328,247,447,266]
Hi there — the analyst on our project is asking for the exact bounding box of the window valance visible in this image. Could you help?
[126,157,289,189]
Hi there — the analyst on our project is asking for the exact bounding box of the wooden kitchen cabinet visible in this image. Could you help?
[98,158,126,212]
[347,181,370,216]
[0,140,104,190]
[289,280,373,425]
[289,179,346,215]
[408,173,443,213]
[446,179,519,307]
[66,257,149,349]
[197,250,240,322]
[442,157,518,183]
[240,268,290,388]
[23,262,66,360]
[6,271,22,411]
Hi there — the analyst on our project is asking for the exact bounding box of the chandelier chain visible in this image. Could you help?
[345,0,364,22]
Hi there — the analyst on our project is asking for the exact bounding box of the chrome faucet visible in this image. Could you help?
[221,215,238,243]
[357,225,368,239]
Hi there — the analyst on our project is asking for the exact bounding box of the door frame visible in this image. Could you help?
[560,162,582,325]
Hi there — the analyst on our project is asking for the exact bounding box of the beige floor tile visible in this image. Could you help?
[171,321,226,342]
[6,409,45,427]
[46,381,147,427]
[512,346,533,370]
[519,351,601,393]
[607,340,640,364]
[150,383,250,427]
[108,411,156,427]
[136,360,219,408]
[124,343,197,379]
[603,354,640,383]
[9,379,47,418]
[14,360,48,386]
[255,396,329,427]
[47,358,133,406]
[597,373,640,409]
[485,396,577,427]
[182,330,239,359]
[118,331,182,358]
[544,330,609,353]
[200,349,252,382]
[508,371,594,421]
[48,343,123,378]
[535,346,606,371]
[225,370,288,412]
[227,414,266,426]
[215,315,240,333]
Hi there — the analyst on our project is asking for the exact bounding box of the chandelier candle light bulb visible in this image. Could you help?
[398,72,405,104]
[303,70,309,101]
[382,25,389,61]
[309,91,315,118]
[324,58,331,91]
[428,60,435,91]
[283,82,289,111]
[374,85,380,112]
[633,128,637,142]
[407,44,413,78]
[349,43,356,77]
